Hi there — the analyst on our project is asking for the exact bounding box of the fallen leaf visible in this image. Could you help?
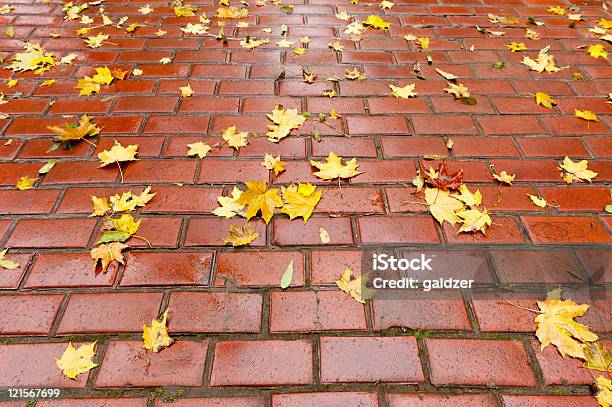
[507,42,527,52]
[425,187,463,225]
[138,4,154,14]
[266,105,306,142]
[559,156,598,183]
[390,83,417,98]
[435,68,458,80]
[523,52,567,73]
[222,126,248,149]
[336,266,374,304]
[319,227,330,243]
[444,82,470,98]
[583,342,612,372]
[98,141,138,167]
[223,224,259,246]
[262,154,285,175]
[179,84,194,97]
[548,6,565,15]
[535,297,598,359]
[109,187,155,213]
[363,15,390,30]
[187,141,211,159]
[535,92,557,109]
[85,33,109,48]
[280,260,294,289]
[7,43,56,74]
[280,183,322,222]
[456,208,491,234]
[38,159,56,174]
[420,161,464,190]
[452,184,482,207]
[235,181,282,224]
[493,170,515,184]
[528,194,547,208]
[55,342,98,380]
[213,187,246,218]
[0,249,19,270]
[142,309,174,353]
[47,115,100,144]
[595,376,612,407]
[90,195,111,217]
[587,44,608,59]
[310,151,362,180]
[525,28,540,40]
[328,41,344,52]
[16,175,36,190]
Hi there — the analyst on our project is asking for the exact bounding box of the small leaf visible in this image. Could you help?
[38,159,57,174]
[280,260,294,289]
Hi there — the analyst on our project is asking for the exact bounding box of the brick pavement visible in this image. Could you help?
[0,0,610,405]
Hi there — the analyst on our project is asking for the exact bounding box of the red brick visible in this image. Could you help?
[531,339,604,385]
[123,160,197,183]
[95,340,208,387]
[273,217,354,245]
[49,98,111,114]
[387,394,498,407]
[168,292,262,333]
[179,97,240,113]
[373,291,472,331]
[157,80,215,95]
[368,97,430,114]
[522,216,610,244]
[543,116,609,135]
[216,251,305,287]
[270,290,367,332]
[359,216,439,244]
[489,159,560,182]
[210,340,312,386]
[443,216,525,244]
[585,136,612,158]
[315,187,384,214]
[153,399,263,407]
[119,252,210,286]
[57,292,163,334]
[311,137,377,158]
[539,186,611,212]
[8,218,95,248]
[412,115,477,135]
[477,115,547,134]
[239,137,306,158]
[184,218,267,247]
[95,136,164,158]
[320,336,424,383]
[0,162,40,185]
[144,115,210,133]
[42,161,118,185]
[0,252,29,289]
[25,253,116,289]
[126,217,182,248]
[307,97,365,114]
[0,343,92,387]
[114,96,178,112]
[0,294,63,335]
[242,97,301,113]
[451,136,521,157]
[310,250,365,285]
[38,399,148,407]
[219,80,274,95]
[352,160,417,183]
[502,396,598,407]
[381,137,447,158]
[426,339,536,386]
[347,116,409,135]
[199,160,269,184]
[517,137,589,158]
[19,138,91,158]
[576,249,611,284]
[272,393,378,407]
[165,136,233,158]
[490,250,585,284]
[0,189,59,214]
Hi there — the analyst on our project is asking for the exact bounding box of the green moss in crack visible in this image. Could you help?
[26,400,37,407]
[148,388,184,402]
[551,387,566,396]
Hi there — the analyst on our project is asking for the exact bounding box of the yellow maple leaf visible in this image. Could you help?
[336,267,374,304]
[85,33,109,48]
[599,18,612,30]
[452,184,482,207]
[522,52,567,73]
[390,84,417,98]
[240,37,270,49]
[525,28,540,40]
[548,6,565,15]
[280,183,322,222]
[213,187,246,218]
[98,141,138,167]
[142,309,174,353]
[92,66,113,85]
[493,170,515,184]
[222,126,248,149]
[138,5,154,14]
[380,0,394,10]
[76,77,100,96]
[456,208,492,234]
[363,15,390,30]
[216,6,248,18]
[328,41,344,52]
[47,115,100,143]
[535,298,598,359]
[109,187,155,212]
[7,43,56,74]
[16,175,36,190]
[575,109,599,122]
[181,23,208,35]
[187,141,211,159]
[588,44,608,59]
[535,92,557,109]
[235,181,282,224]
[583,342,612,372]
[174,4,197,16]
[417,37,429,50]
[261,154,285,175]
[425,187,463,225]
[507,42,527,52]
[90,195,111,216]
[0,249,20,270]
[293,47,306,55]
[276,38,295,48]
[111,213,141,236]
[223,224,259,246]
[528,194,547,208]
[55,342,98,380]
[90,242,128,275]
[6,79,17,88]
[41,79,56,87]
[266,105,305,142]
[596,376,612,407]
[558,156,598,183]
[310,151,362,180]
[445,82,470,98]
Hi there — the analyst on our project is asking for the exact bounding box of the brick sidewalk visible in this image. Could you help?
[0,0,610,405]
